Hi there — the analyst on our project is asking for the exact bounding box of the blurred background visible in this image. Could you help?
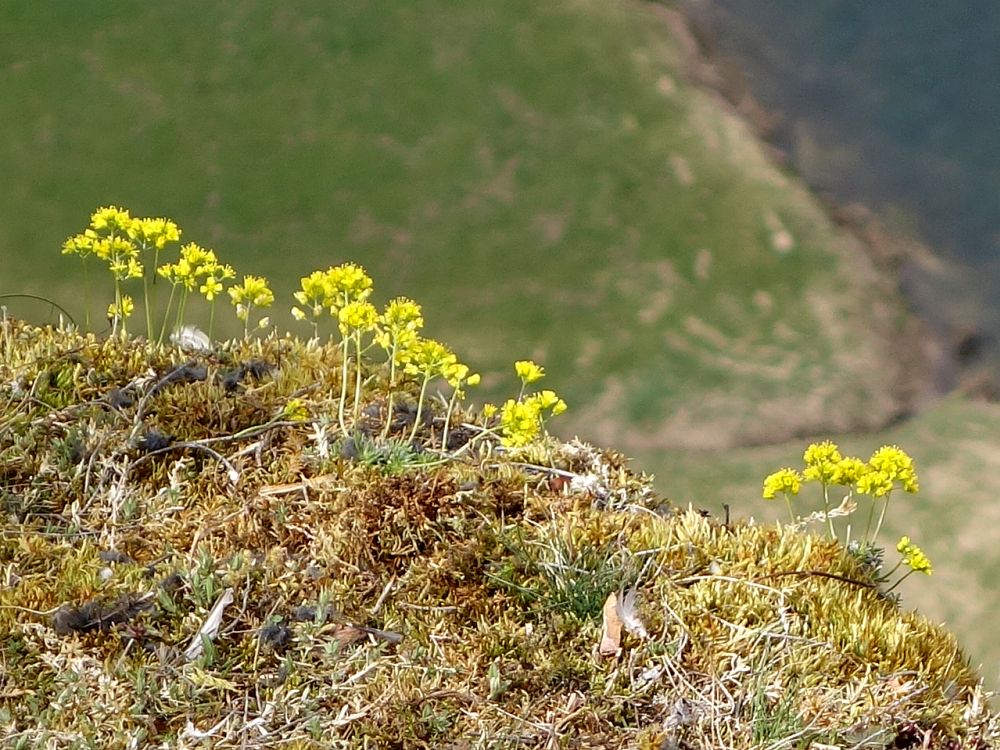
[3,1,1000,688]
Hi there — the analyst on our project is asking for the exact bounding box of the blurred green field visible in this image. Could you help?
[2,0,997,689]
[2,0,912,451]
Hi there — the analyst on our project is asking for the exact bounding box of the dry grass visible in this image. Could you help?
[1,317,996,749]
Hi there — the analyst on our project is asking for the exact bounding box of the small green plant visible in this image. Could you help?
[494,360,567,448]
[374,296,424,439]
[884,535,933,592]
[762,441,931,593]
[347,433,439,475]
[762,440,918,543]
[56,204,568,460]
[158,243,235,341]
[227,275,274,338]
[61,206,243,340]
[750,677,802,746]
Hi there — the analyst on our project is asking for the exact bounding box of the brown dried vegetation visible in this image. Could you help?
[0,316,997,749]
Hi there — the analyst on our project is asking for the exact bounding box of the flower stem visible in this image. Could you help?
[821,483,836,539]
[408,375,430,444]
[352,333,364,425]
[863,497,877,542]
[158,284,178,345]
[381,340,399,441]
[884,568,913,595]
[871,493,892,542]
[338,337,350,437]
[442,385,461,451]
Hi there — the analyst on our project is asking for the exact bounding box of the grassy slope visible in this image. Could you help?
[2,0,911,452]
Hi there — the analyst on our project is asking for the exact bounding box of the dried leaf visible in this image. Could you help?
[599,592,621,656]
[329,623,404,646]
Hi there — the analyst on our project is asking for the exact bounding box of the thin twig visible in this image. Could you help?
[756,569,875,589]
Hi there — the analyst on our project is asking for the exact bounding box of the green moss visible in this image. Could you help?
[0,318,996,748]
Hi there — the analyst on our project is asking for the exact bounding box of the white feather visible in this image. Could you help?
[615,588,649,639]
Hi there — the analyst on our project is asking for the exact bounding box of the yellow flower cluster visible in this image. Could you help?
[896,536,933,575]
[59,207,568,451]
[62,206,179,333]
[107,295,135,322]
[229,275,274,328]
[498,361,567,448]
[291,263,374,324]
[63,207,182,277]
[338,300,379,336]
[767,441,919,497]
[861,445,919,496]
[761,468,803,500]
[62,206,248,338]
[802,440,842,483]
[515,360,545,384]
[64,225,141,281]
[130,216,181,250]
[444,362,481,390]
[498,391,569,448]
[159,243,234,299]
[401,338,456,379]
[89,205,135,234]
[762,440,920,543]
[375,297,424,356]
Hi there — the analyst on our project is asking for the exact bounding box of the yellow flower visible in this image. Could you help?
[62,230,97,257]
[532,389,567,415]
[482,403,498,419]
[762,468,802,500]
[107,295,134,320]
[896,536,932,575]
[324,262,373,310]
[866,445,919,494]
[497,390,566,448]
[499,398,542,447]
[856,470,894,497]
[338,300,379,335]
[229,275,274,321]
[375,297,424,351]
[90,205,133,233]
[199,275,224,301]
[129,217,181,250]
[514,360,545,384]
[802,440,843,483]
[832,457,868,485]
[293,270,332,319]
[443,362,480,389]
[401,338,455,379]
[107,254,143,281]
[282,398,310,422]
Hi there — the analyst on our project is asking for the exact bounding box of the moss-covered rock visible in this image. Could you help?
[1,318,995,749]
